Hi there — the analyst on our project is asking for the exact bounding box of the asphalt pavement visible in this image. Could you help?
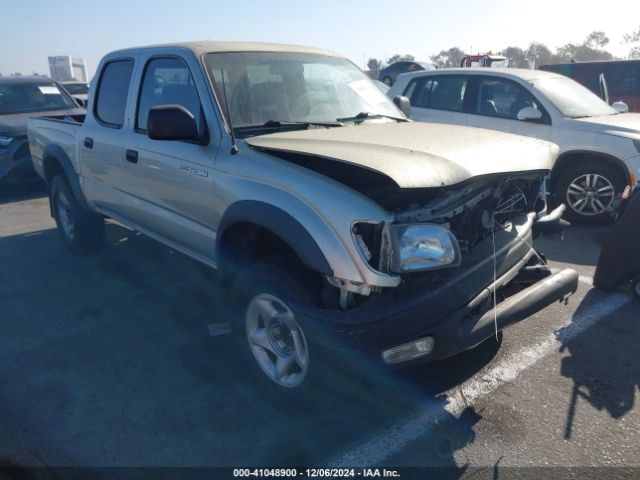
[0,184,638,479]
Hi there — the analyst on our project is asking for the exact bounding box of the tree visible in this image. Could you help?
[430,47,465,68]
[624,25,640,59]
[623,25,640,43]
[387,54,414,64]
[502,46,530,68]
[585,31,609,49]
[367,58,383,72]
[11,72,22,76]
[526,42,555,68]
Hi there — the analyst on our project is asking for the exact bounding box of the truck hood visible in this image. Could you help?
[246,122,558,188]
[0,107,85,137]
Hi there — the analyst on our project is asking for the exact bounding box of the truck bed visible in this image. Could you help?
[33,112,86,125]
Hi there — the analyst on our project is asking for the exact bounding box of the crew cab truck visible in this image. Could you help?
[28,42,578,393]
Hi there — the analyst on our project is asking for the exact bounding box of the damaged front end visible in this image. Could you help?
[336,172,551,306]
[307,172,577,363]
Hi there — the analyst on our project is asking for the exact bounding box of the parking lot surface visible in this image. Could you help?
[1,186,639,478]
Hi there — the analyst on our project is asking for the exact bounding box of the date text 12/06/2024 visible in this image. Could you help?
[233,469,401,478]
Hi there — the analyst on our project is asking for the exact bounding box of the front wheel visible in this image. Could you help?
[556,164,626,224]
[232,255,337,401]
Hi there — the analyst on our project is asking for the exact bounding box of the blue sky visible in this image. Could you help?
[1,0,638,77]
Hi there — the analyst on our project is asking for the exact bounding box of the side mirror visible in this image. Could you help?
[147,104,200,141]
[393,95,411,117]
[517,106,543,122]
[612,101,629,114]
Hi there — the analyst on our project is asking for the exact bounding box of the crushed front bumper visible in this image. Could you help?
[294,212,579,365]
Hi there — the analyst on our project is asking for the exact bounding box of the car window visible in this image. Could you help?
[408,76,467,112]
[95,60,134,127]
[475,78,542,119]
[136,57,203,132]
[63,83,89,95]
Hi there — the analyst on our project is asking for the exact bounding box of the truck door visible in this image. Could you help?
[119,56,219,263]
[79,59,135,213]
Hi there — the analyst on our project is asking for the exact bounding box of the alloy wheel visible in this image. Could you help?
[56,190,75,240]
[245,293,309,388]
[566,173,615,216]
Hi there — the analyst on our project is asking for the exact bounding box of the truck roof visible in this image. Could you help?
[110,41,342,58]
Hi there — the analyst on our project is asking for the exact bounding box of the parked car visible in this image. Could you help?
[388,68,640,223]
[540,60,640,113]
[59,81,91,107]
[379,61,434,86]
[28,42,577,394]
[0,76,84,184]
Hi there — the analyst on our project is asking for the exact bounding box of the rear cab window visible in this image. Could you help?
[94,59,134,127]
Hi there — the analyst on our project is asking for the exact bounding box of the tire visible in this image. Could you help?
[555,163,626,224]
[231,254,339,404]
[383,76,392,86]
[632,279,640,302]
[50,175,105,255]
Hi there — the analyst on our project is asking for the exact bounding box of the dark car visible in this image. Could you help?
[540,60,640,112]
[59,81,90,107]
[379,61,434,86]
[0,76,84,184]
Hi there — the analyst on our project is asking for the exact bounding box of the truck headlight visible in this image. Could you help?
[389,224,461,273]
[0,135,14,147]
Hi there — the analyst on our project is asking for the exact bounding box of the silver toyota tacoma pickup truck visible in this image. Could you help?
[28,42,578,392]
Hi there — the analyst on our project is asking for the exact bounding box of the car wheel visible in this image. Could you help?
[383,76,392,86]
[556,164,626,224]
[232,254,337,402]
[632,279,640,302]
[50,175,105,255]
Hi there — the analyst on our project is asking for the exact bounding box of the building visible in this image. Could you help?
[48,56,88,82]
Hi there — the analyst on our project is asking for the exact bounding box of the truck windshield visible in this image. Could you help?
[0,81,76,115]
[204,52,403,134]
[533,76,618,118]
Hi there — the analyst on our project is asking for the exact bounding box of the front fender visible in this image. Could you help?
[217,200,333,275]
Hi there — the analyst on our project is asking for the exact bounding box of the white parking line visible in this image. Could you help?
[328,291,630,466]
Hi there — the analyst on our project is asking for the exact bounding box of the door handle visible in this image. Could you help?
[125,149,138,163]
[84,137,93,149]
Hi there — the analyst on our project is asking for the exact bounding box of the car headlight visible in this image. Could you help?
[389,223,461,273]
[0,135,14,147]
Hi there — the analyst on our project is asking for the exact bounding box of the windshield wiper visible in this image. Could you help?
[337,112,408,124]
[235,119,343,132]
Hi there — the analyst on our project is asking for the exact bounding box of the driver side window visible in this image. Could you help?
[475,78,541,120]
[136,57,203,133]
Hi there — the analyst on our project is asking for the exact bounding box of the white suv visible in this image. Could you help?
[388,68,640,223]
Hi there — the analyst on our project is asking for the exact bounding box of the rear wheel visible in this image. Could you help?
[556,164,626,224]
[50,175,105,255]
